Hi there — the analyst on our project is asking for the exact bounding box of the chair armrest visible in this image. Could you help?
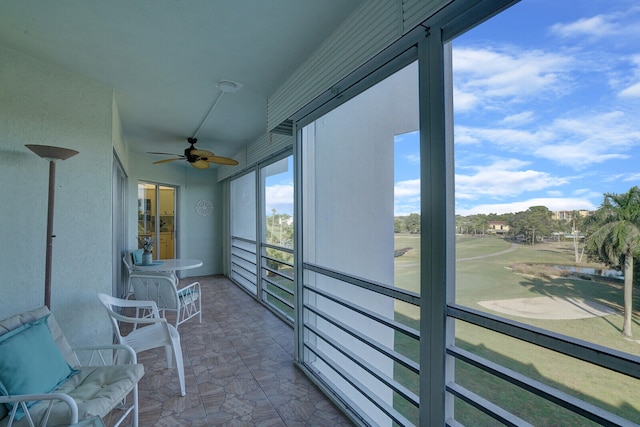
[0,392,79,426]
[178,281,200,296]
[73,344,137,365]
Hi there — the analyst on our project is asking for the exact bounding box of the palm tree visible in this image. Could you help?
[585,186,640,337]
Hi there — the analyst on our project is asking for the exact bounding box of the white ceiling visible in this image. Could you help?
[0,0,364,158]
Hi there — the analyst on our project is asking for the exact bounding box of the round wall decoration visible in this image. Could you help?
[195,198,213,216]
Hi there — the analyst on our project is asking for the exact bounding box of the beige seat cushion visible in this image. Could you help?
[0,307,144,427]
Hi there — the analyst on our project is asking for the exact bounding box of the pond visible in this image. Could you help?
[552,265,623,279]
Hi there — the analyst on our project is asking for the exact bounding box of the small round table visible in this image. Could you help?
[132,258,203,272]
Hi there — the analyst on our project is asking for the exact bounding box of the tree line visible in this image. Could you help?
[394,186,640,337]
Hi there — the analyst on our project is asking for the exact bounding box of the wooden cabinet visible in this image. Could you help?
[159,232,174,259]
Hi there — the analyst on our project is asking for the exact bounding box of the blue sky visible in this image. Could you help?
[265,1,640,219]
[452,0,640,216]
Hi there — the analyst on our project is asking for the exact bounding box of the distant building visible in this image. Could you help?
[487,221,509,234]
[551,210,591,221]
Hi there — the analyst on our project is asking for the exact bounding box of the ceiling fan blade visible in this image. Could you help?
[153,157,183,164]
[191,149,215,157]
[206,155,239,166]
[191,159,210,169]
[147,151,182,156]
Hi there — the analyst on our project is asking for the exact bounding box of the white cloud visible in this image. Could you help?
[395,179,420,198]
[549,8,640,41]
[455,158,568,200]
[550,15,616,39]
[404,154,420,165]
[500,111,535,126]
[619,82,640,97]
[452,47,574,112]
[265,184,293,214]
[456,110,640,170]
[394,179,421,216]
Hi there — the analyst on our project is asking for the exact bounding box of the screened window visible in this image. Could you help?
[299,61,420,425]
[450,1,640,425]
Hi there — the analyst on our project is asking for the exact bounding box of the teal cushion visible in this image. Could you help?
[0,315,78,419]
[132,249,144,264]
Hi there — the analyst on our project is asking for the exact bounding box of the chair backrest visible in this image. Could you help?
[97,293,163,341]
[123,252,134,273]
[0,306,78,367]
[130,274,180,311]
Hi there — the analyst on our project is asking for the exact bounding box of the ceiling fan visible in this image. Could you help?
[148,79,241,169]
[149,137,238,169]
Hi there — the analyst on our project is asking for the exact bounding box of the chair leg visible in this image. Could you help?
[164,345,173,369]
[132,383,139,427]
[173,341,186,396]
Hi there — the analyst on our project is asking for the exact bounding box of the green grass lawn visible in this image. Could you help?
[392,233,640,425]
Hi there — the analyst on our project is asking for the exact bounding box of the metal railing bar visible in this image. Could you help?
[261,253,294,269]
[304,342,416,427]
[304,262,420,305]
[230,259,257,277]
[231,270,255,286]
[231,245,257,257]
[306,322,419,407]
[230,265,257,285]
[261,275,294,297]
[446,382,532,427]
[447,346,636,426]
[304,284,420,341]
[448,304,640,380]
[231,236,256,245]
[261,264,294,281]
[303,302,420,374]
[262,286,294,311]
[261,242,294,254]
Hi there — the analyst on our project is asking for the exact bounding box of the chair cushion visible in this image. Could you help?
[132,249,144,264]
[0,364,144,427]
[0,315,78,419]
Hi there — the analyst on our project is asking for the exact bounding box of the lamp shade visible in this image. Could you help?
[26,144,79,161]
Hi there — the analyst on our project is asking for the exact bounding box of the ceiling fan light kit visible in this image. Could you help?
[148,79,242,169]
[217,79,242,93]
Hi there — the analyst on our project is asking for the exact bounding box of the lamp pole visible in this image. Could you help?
[26,144,79,309]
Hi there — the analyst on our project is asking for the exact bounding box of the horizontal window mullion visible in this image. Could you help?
[262,264,294,281]
[262,286,294,311]
[261,275,294,297]
[231,245,257,257]
[445,382,532,427]
[231,236,256,245]
[303,302,419,375]
[261,254,294,270]
[231,262,257,283]
[303,342,415,427]
[306,321,419,408]
[261,242,294,254]
[447,304,640,380]
[305,283,420,341]
[447,345,634,426]
[304,262,420,306]
[231,256,257,273]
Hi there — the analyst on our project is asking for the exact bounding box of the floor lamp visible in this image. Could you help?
[26,144,79,309]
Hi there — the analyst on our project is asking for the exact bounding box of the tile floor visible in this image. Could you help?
[105,275,354,426]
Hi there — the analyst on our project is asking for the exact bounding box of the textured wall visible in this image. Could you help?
[0,46,114,347]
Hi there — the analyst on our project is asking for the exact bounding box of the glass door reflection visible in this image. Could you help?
[137,182,176,260]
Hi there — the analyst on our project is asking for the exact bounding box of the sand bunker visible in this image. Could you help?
[478,296,617,320]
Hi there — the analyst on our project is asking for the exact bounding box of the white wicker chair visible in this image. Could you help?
[122,252,177,300]
[97,294,186,397]
[0,306,143,427]
[129,274,201,330]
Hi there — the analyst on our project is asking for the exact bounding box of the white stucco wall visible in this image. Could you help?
[0,46,113,347]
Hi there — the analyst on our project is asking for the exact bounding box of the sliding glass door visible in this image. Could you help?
[137,182,176,260]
